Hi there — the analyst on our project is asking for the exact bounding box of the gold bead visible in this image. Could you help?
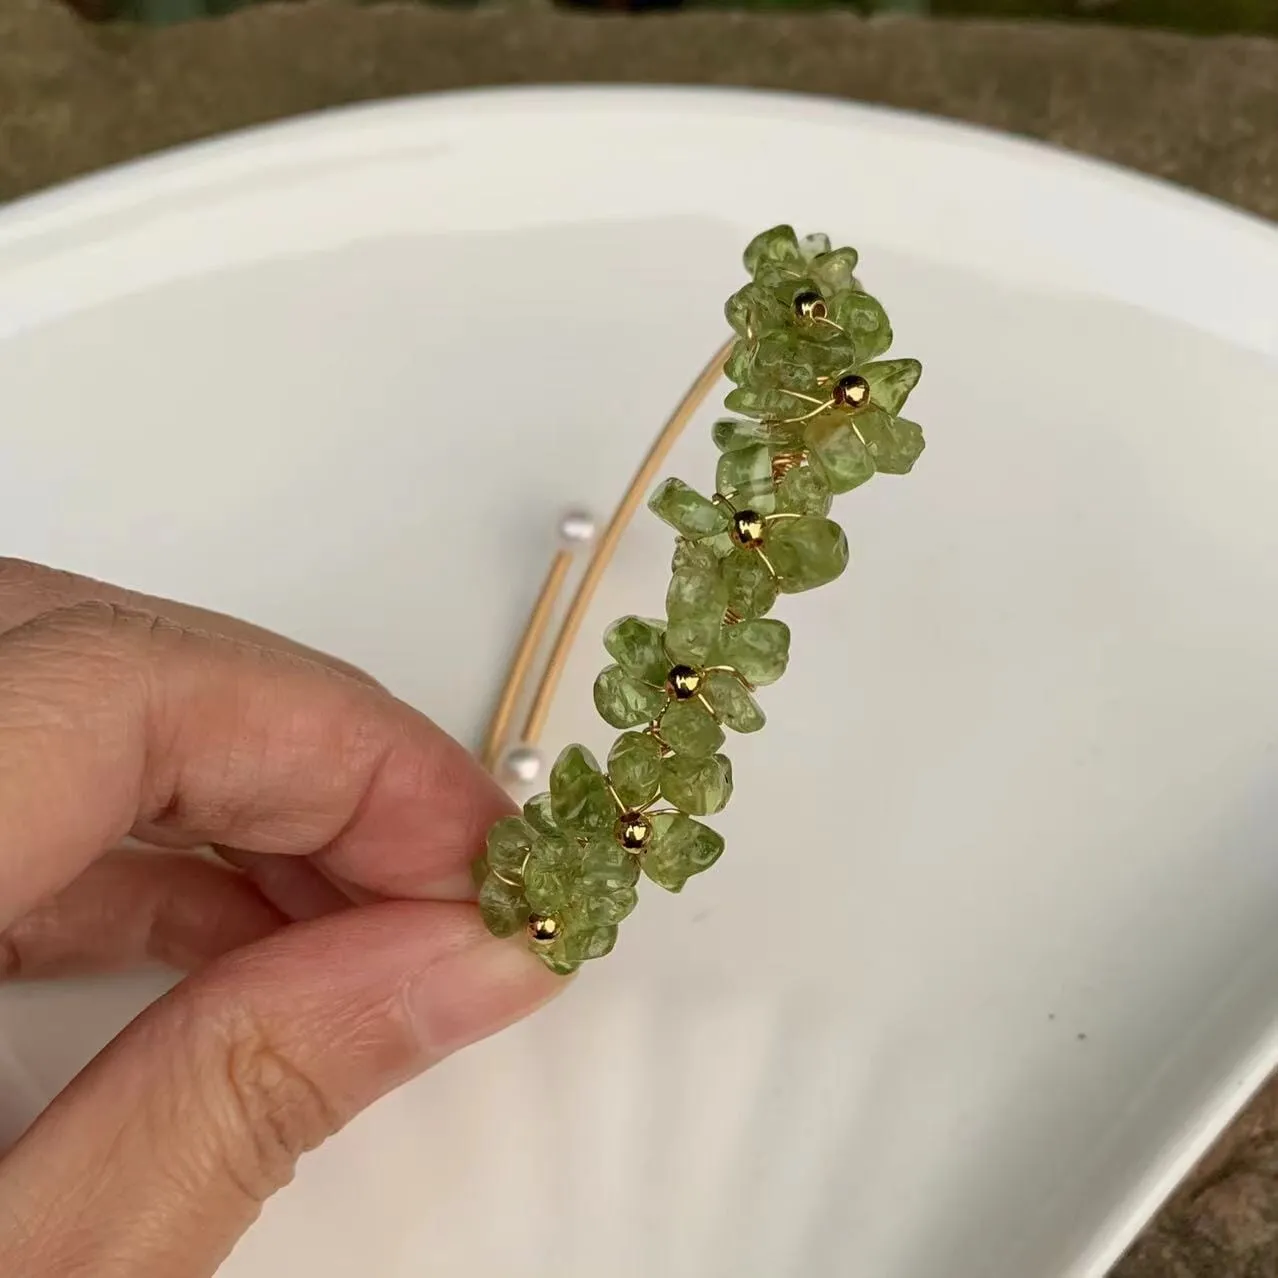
[792,289,828,322]
[731,509,766,549]
[833,374,871,409]
[666,664,704,700]
[526,914,562,945]
[615,811,653,851]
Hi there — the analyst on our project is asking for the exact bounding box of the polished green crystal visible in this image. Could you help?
[579,837,642,899]
[713,617,790,686]
[723,548,779,621]
[666,548,727,665]
[661,752,733,816]
[861,358,922,415]
[767,516,849,593]
[716,442,776,516]
[486,816,534,881]
[607,731,663,809]
[775,460,833,516]
[743,225,804,278]
[808,246,859,295]
[703,670,765,733]
[642,813,726,892]
[594,664,666,728]
[659,699,725,757]
[604,615,668,684]
[712,416,800,454]
[549,744,615,834]
[478,874,527,938]
[561,924,619,963]
[665,613,721,667]
[852,405,926,475]
[804,410,876,493]
[649,478,730,539]
[523,835,577,914]
[831,290,892,362]
[523,791,558,837]
[725,384,818,423]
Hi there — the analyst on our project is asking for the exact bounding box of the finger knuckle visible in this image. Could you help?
[214,1008,342,1203]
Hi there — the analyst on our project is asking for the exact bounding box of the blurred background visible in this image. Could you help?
[68,0,1278,35]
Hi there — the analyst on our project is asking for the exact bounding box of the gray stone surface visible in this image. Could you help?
[1,2,1277,1270]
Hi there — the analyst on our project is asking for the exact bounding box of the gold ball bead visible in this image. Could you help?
[526,914,562,945]
[792,289,828,322]
[667,665,704,700]
[731,509,766,550]
[834,374,871,409]
[615,811,653,851]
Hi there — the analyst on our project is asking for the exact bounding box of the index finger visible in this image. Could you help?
[0,601,510,929]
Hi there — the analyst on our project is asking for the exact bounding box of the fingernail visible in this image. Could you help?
[406,926,563,1062]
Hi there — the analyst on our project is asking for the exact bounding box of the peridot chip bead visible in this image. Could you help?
[524,835,576,914]
[661,752,733,817]
[594,664,666,728]
[853,405,926,475]
[607,731,663,809]
[712,416,800,455]
[478,875,527,938]
[713,618,791,686]
[642,813,726,892]
[579,838,642,899]
[703,669,765,733]
[649,478,730,539]
[804,410,876,493]
[767,516,850,593]
[523,791,558,837]
[660,699,725,757]
[550,745,615,834]
[604,615,668,686]
[743,224,804,278]
[860,358,922,415]
[486,816,534,881]
[775,460,833,516]
[723,549,778,621]
[716,443,776,515]
[831,290,892,362]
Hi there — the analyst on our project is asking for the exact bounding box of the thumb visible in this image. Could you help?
[0,901,554,1278]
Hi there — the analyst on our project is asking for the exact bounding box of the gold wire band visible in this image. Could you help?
[483,337,734,772]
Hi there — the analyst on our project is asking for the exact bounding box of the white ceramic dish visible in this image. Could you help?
[0,88,1276,1278]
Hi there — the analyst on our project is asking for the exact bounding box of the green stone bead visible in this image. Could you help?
[486,816,534,881]
[775,460,833,516]
[649,478,730,539]
[603,615,668,685]
[660,752,733,816]
[860,358,922,415]
[561,924,619,963]
[808,246,859,295]
[713,617,791,686]
[523,791,558,837]
[724,384,816,423]
[767,516,849,593]
[744,225,803,278]
[523,835,578,914]
[711,416,800,455]
[671,537,720,576]
[642,813,726,892]
[664,613,721,667]
[853,405,926,475]
[478,874,527,938]
[716,443,776,515]
[753,328,858,389]
[549,744,615,834]
[723,548,779,621]
[594,664,666,729]
[667,548,728,621]
[659,699,725,757]
[800,231,832,259]
[579,838,642,895]
[538,952,582,977]
[703,670,766,733]
[607,731,663,809]
[804,410,875,493]
[832,290,893,362]
[578,888,639,928]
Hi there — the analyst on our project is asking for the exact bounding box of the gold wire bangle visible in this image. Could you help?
[483,337,735,779]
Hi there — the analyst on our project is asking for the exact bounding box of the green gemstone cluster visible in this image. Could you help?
[474,226,925,974]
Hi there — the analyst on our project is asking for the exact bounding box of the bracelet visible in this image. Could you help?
[473,226,925,974]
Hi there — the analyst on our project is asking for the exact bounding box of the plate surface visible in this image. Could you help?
[1,87,1277,1278]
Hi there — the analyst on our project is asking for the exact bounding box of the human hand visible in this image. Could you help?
[0,560,560,1277]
